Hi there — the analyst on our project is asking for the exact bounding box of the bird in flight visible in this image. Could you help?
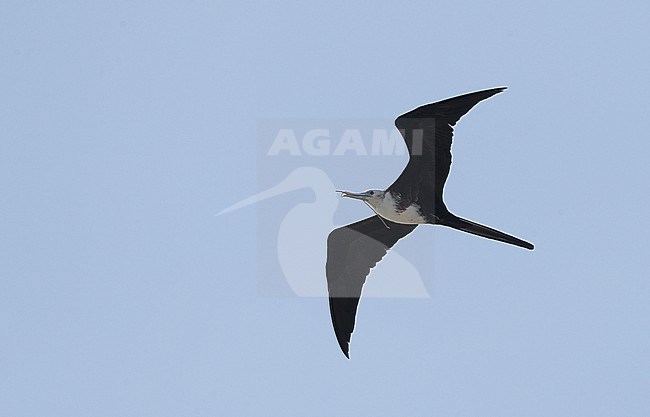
[326,87,533,358]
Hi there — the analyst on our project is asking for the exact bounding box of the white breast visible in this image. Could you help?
[373,192,427,225]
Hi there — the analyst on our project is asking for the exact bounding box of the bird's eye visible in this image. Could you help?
[369,191,374,195]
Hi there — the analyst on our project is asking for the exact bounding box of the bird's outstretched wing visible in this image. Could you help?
[388,87,506,210]
[326,216,417,358]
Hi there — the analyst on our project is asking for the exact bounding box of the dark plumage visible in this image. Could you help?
[326,216,416,358]
[327,87,533,358]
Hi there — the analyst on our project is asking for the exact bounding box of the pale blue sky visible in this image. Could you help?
[1,1,649,416]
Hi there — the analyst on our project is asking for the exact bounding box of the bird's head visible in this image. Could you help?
[337,189,386,208]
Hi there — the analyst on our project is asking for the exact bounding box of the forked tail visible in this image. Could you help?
[441,216,534,250]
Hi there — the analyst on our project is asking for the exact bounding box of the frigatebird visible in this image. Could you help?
[327,87,533,358]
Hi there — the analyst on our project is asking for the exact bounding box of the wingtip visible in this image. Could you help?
[519,240,534,250]
[515,240,534,250]
[339,342,351,359]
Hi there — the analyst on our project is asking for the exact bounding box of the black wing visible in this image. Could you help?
[326,216,417,358]
[388,87,507,213]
